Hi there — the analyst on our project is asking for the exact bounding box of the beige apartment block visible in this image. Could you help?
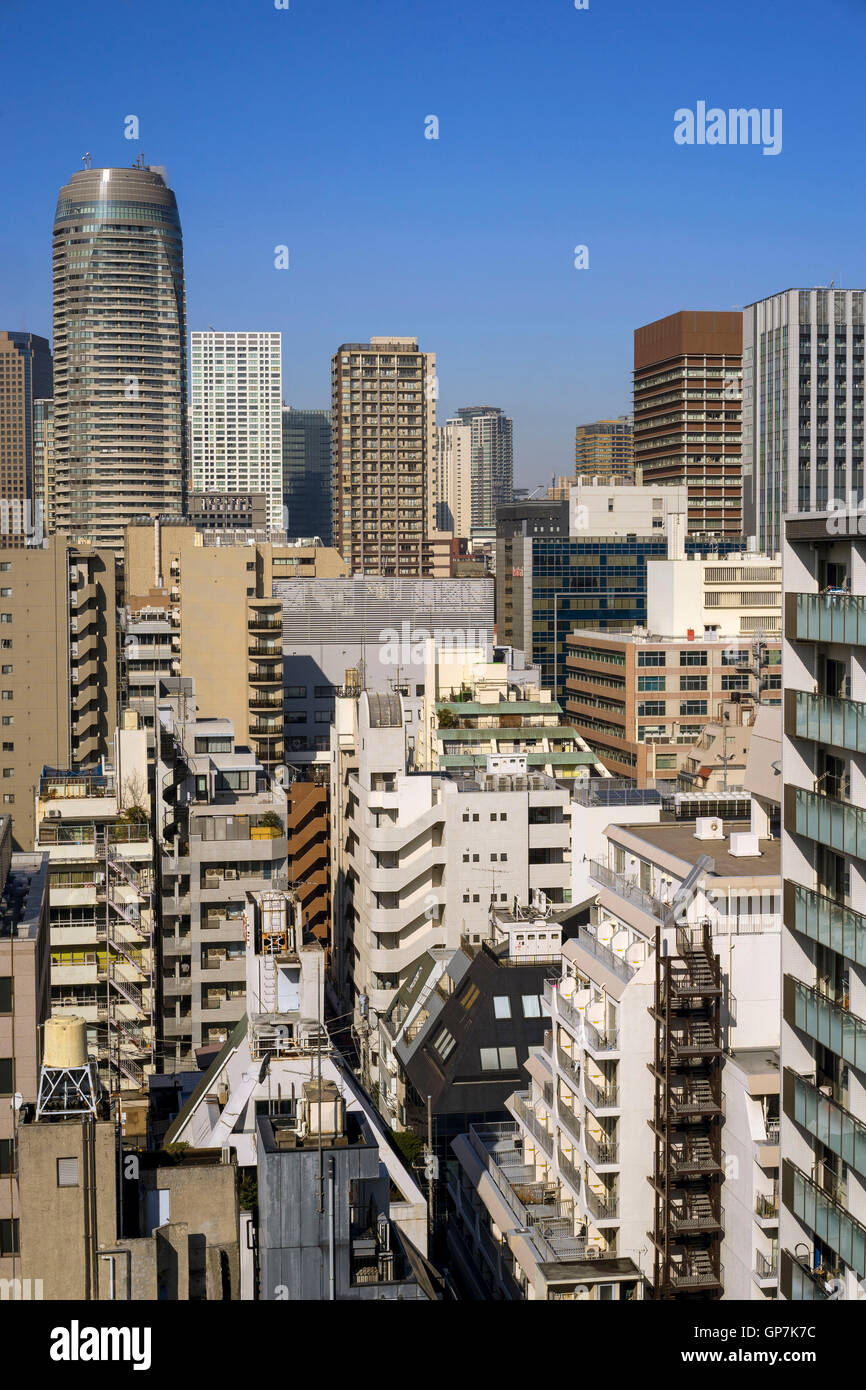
[0,534,118,849]
[123,520,346,771]
[331,337,451,576]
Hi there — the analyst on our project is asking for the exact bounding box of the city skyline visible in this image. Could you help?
[0,0,863,486]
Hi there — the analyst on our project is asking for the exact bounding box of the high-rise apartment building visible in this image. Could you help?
[634,311,743,541]
[574,417,634,482]
[743,288,865,555]
[0,535,119,849]
[52,165,187,548]
[331,337,449,576]
[32,398,54,538]
[190,331,283,530]
[454,406,514,532]
[0,333,52,548]
[435,417,473,537]
[281,407,332,542]
[780,511,866,1300]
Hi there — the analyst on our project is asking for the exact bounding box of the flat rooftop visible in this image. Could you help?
[607,819,781,878]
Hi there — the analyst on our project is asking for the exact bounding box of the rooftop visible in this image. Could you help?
[606,819,781,878]
[0,852,48,940]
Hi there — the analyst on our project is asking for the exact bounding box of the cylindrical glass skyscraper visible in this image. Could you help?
[52,164,187,548]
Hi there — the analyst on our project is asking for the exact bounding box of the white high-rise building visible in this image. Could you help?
[190,331,283,529]
[742,288,865,554]
[435,417,473,537]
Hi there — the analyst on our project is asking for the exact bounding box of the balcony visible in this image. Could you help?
[584,1130,619,1167]
[790,688,866,755]
[555,1044,581,1091]
[467,1123,588,1263]
[556,1099,581,1146]
[588,858,667,924]
[787,785,866,861]
[785,974,866,1071]
[783,1158,866,1279]
[509,1092,554,1160]
[584,1075,620,1112]
[785,1067,866,1181]
[785,879,866,968]
[584,1181,618,1222]
[790,590,866,647]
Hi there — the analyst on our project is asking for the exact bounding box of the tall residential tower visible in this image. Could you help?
[0,333,52,547]
[331,337,449,576]
[51,164,187,548]
[190,331,283,530]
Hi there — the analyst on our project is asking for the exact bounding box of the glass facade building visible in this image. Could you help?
[281,406,332,542]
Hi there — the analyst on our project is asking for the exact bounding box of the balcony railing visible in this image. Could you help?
[584,1075,619,1110]
[786,1067,866,1181]
[584,1130,619,1166]
[793,590,866,646]
[557,1100,581,1146]
[570,921,636,984]
[786,974,866,1072]
[755,1192,779,1220]
[511,1092,554,1159]
[785,1159,866,1279]
[584,1182,618,1221]
[556,1044,581,1090]
[793,689,866,755]
[588,858,667,923]
[786,880,866,968]
[790,786,866,860]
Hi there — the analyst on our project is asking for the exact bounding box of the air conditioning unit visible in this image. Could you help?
[47,810,61,819]
[224,868,238,881]
[694,817,724,840]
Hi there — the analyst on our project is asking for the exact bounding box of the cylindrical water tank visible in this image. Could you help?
[43,1016,88,1069]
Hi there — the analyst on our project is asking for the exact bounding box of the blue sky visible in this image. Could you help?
[1,0,863,486]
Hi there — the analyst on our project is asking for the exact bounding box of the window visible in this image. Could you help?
[2,717,11,725]
[0,977,11,1013]
[679,650,707,666]
[0,1138,14,1175]
[216,771,249,792]
[0,1219,18,1256]
[462,853,469,863]
[493,996,512,1019]
[0,615,10,624]
[2,744,12,753]
[2,795,13,805]
[637,650,665,667]
[314,711,331,723]
[480,1046,519,1071]
[314,685,337,698]
[638,701,665,717]
[679,674,707,691]
[472,813,479,822]
[1,692,12,701]
[194,737,232,754]
[432,1027,456,1060]
[472,894,480,903]
[1,667,11,676]
[522,995,542,1018]
[285,686,307,699]
[57,1157,79,1187]
[0,590,10,598]
[680,700,708,716]
[0,1058,13,1094]
[0,563,9,572]
[638,676,665,692]
[459,982,480,1010]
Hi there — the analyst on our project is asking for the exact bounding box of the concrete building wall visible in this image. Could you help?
[0,536,118,849]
